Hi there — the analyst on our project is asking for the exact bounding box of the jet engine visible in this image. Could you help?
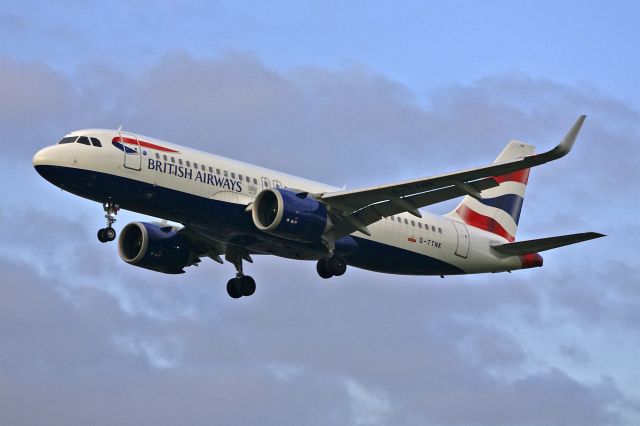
[251,188,329,242]
[118,222,192,274]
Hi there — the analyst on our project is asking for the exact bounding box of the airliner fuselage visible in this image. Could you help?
[33,119,602,298]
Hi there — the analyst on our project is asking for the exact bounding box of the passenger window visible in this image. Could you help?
[246,176,250,183]
[58,136,77,144]
[411,220,415,227]
[90,137,102,147]
[194,162,198,169]
[432,226,436,232]
[179,159,183,165]
[209,166,213,173]
[163,155,168,161]
[171,157,175,163]
[224,171,228,177]
[216,169,221,175]
[438,227,443,234]
[201,164,205,171]
[404,219,408,225]
[238,174,243,181]
[231,172,236,179]
[418,223,422,229]
[253,178,258,185]
[156,153,160,159]
[77,136,90,145]
[186,161,191,167]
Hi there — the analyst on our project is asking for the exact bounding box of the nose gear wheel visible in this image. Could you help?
[97,202,119,243]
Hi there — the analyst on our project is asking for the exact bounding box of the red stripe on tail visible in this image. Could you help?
[494,168,530,184]
[455,204,515,242]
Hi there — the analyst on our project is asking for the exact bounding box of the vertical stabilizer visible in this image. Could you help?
[446,141,535,241]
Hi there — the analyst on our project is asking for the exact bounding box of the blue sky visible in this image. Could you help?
[1,1,639,425]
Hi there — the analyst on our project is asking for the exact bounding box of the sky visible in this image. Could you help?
[1,1,639,425]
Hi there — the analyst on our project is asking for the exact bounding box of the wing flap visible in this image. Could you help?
[491,232,605,255]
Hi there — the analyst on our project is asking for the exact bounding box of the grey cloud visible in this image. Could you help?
[559,344,592,364]
[2,251,632,426]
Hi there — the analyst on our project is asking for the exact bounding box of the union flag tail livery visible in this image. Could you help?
[447,141,533,242]
[33,115,604,299]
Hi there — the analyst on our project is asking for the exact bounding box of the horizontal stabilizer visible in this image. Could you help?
[491,232,605,255]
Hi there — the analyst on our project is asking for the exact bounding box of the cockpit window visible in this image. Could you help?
[58,136,77,144]
[90,137,102,147]
[77,136,91,145]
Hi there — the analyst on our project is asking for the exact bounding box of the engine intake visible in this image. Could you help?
[252,188,328,242]
[118,222,192,274]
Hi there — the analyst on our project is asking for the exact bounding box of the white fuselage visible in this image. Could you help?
[33,129,528,276]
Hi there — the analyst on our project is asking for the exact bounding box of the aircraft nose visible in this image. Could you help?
[32,146,55,167]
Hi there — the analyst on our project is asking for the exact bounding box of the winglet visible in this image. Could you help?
[539,115,586,162]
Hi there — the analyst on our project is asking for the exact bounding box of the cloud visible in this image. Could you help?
[1,251,634,426]
[2,52,640,424]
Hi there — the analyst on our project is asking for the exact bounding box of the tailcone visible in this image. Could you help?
[520,253,543,269]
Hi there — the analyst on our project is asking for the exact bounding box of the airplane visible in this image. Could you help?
[33,115,604,299]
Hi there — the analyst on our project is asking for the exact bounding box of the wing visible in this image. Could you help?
[319,115,586,238]
[176,226,226,265]
[178,225,256,267]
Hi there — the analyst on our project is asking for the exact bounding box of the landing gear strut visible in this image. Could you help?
[316,255,347,279]
[97,202,119,243]
[225,246,256,299]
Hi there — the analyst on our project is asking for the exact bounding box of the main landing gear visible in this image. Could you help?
[226,275,256,299]
[225,246,256,299]
[316,255,347,279]
[97,202,119,243]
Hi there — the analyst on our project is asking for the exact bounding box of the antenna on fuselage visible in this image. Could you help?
[117,125,123,132]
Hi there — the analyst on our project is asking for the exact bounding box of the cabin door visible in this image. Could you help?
[452,221,470,258]
[118,132,142,171]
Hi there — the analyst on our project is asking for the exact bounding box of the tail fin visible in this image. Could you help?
[446,141,535,242]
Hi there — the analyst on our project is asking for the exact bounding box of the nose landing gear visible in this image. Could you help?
[97,202,119,243]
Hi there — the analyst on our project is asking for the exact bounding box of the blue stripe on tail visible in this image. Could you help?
[480,194,525,224]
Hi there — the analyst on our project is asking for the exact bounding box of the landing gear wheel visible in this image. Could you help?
[97,228,108,243]
[97,227,116,243]
[224,246,257,299]
[240,276,256,296]
[97,202,120,243]
[226,278,243,299]
[317,256,347,278]
[316,258,333,279]
[327,256,347,276]
[104,226,116,241]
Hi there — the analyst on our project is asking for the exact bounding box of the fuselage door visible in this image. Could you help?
[119,132,142,171]
[452,221,470,258]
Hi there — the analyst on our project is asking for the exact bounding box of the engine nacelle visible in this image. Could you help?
[252,188,328,242]
[118,222,192,274]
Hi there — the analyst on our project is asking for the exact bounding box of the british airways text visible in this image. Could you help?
[147,159,243,192]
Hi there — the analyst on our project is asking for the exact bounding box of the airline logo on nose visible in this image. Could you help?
[112,137,180,154]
